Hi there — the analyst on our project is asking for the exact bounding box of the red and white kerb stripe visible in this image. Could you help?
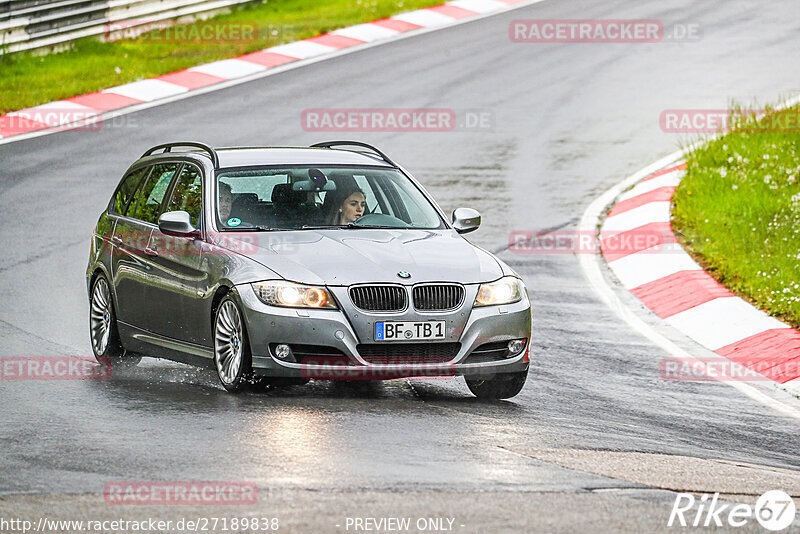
[0,0,528,139]
[601,163,800,386]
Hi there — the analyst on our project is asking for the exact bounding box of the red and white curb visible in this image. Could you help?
[600,162,800,397]
[0,0,532,140]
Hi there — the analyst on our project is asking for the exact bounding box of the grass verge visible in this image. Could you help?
[0,0,441,113]
[672,105,800,329]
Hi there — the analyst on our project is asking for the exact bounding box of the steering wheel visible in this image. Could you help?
[353,213,409,228]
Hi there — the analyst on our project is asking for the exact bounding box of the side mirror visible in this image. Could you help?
[452,207,481,234]
[158,210,197,237]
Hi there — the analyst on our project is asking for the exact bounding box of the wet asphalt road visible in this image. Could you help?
[1,0,800,531]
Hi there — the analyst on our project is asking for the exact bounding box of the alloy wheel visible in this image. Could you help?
[214,300,244,385]
[90,277,113,355]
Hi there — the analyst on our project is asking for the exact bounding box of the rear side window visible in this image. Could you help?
[112,166,150,216]
[166,164,203,227]
[131,163,179,224]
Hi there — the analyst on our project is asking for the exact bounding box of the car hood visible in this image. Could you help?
[229,229,503,286]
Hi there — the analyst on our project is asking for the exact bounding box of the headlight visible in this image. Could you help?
[474,276,525,307]
[252,281,338,309]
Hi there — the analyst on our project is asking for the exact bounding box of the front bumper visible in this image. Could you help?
[237,283,531,380]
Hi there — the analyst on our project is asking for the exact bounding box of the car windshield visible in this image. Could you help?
[215,166,445,230]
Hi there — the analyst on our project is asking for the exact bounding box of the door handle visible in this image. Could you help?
[144,246,159,257]
[111,235,123,245]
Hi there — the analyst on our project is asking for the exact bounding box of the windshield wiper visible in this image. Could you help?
[229,225,293,232]
[299,224,347,230]
[296,223,406,230]
[345,222,406,229]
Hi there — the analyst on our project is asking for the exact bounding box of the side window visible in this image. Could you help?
[131,163,179,224]
[112,166,150,216]
[166,165,202,227]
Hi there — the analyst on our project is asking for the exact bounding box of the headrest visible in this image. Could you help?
[232,193,258,208]
[271,183,304,206]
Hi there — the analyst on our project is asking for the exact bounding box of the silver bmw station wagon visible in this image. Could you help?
[86,142,532,398]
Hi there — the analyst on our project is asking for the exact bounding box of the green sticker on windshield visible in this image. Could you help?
[227,217,241,227]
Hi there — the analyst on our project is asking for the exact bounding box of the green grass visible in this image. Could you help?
[672,105,800,328]
[0,0,441,113]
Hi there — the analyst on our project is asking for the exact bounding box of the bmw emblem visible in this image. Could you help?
[397,271,411,279]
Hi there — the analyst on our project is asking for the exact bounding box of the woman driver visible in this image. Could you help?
[327,187,367,225]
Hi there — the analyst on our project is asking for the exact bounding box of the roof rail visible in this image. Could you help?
[141,142,219,168]
[310,141,396,166]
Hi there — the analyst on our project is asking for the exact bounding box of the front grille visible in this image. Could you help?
[412,284,465,311]
[357,342,461,364]
[462,341,509,364]
[349,285,407,312]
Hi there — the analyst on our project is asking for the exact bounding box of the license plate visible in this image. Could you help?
[375,321,446,341]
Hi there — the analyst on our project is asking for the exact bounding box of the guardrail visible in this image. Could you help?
[0,0,255,54]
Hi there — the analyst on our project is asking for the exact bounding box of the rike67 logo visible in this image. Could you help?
[669,490,796,531]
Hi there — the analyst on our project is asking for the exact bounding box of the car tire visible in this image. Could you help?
[213,294,253,393]
[89,274,141,369]
[465,369,528,399]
